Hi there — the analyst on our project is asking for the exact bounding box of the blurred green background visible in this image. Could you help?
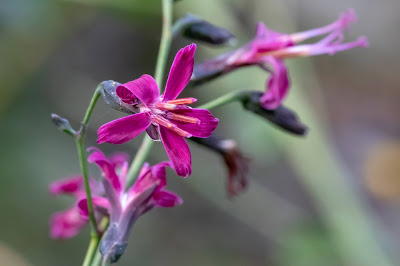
[1,0,400,265]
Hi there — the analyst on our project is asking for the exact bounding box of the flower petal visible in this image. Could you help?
[153,190,183,207]
[171,109,219,138]
[163,44,196,101]
[77,196,111,217]
[97,113,151,145]
[88,148,122,194]
[260,57,290,110]
[130,161,170,196]
[159,127,191,177]
[116,75,160,106]
[49,176,84,196]
[50,207,87,239]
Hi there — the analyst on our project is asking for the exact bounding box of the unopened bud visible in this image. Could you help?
[100,80,135,115]
[100,223,128,264]
[242,91,308,136]
[176,14,236,46]
[191,136,250,197]
[50,113,75,136]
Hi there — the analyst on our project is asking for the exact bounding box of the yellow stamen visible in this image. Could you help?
[165,98,197,105]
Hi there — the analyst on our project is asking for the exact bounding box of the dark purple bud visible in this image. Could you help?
[100,80,136,115]
[175,14,236,46]
[191,135,250,197]
[241,91,308,136]
[50,113,75,136]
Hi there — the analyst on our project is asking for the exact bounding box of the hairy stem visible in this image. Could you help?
[125,0,174,190]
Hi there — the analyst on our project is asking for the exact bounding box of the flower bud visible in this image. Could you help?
[242,91,308,136]
[50,113,75,136]
[191,136,250,197]
[176,14,236,46]
[100,80,135,115]
[100,223,128,264]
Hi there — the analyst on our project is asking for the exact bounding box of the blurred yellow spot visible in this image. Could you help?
[364,141,400,201]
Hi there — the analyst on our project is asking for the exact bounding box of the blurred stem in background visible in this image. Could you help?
[178,0,395,265]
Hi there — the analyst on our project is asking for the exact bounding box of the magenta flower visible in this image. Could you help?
[97,44,219,177]
[193,9,368,109]
[78,148,182,263]
[49,175,103,239]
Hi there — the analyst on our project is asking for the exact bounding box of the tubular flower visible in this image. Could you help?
[78,148,182,263]
[193,9,368,109]
[49,175,103,239]
[97,44,219,177]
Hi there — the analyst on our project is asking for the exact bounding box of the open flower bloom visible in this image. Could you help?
[97,44,219,177]
[193,9,368,109]
[49,175,103,239]
[78,148,182,263]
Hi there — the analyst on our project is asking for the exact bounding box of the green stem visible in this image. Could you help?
[154,0,173,87]
[75,83,102,266]
[82,236,99,266]
[125,0,174,190]
[125,135,154,189]
[197,90,248,110]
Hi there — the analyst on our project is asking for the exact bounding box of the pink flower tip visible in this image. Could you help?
[357,36,369,48]
[339,9,357,30]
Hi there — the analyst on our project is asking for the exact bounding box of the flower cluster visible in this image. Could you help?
[49,7,368,265]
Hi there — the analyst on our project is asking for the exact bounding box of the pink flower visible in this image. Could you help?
[97,44,219,177]
[49,175,103,239]
[78,148,182,263]
[193,9,368,109]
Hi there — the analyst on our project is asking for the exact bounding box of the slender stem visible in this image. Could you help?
[82,236,99,266]
[76,84,102,236]
[154,0,173,87]
[125,136,154,189]
[125,0,174,190]
[197,90,248,110]
[75,83,102,266]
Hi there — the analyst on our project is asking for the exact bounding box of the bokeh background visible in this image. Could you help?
[1,0,399,265]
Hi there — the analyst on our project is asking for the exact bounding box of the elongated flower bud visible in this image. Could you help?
[100,80,136,114]
[50,113,75,136]
[175,14,236,46]
[242,91,308,135]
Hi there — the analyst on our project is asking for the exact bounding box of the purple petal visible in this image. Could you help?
[159,127,191,177]
[171,109,219,138]
[77,196,111,217]
[116,75,160,106]
[50,207,87,239]
[88,148,122,194]
[97,113,151,145]
[153,190,183,207]
[260,57,290,110]
[49,176,84,196]
[130,162,170,196]
[163,44,196,101]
